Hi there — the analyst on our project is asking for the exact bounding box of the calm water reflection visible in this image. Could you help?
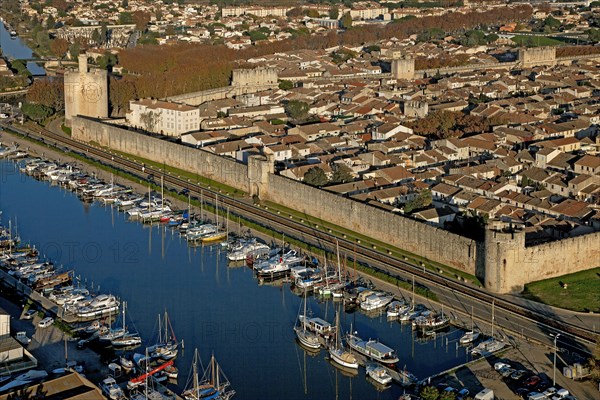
[0,160,471,399]
[0,22,46,75]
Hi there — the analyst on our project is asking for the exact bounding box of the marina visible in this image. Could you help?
[0,152,499,399]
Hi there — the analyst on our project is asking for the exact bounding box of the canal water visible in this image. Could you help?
[0,22,46,76]
[0,159,472,399]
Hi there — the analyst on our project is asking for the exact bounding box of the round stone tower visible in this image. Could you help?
[64,54,108,126]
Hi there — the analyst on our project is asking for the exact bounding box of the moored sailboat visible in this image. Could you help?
[328,311,358,369]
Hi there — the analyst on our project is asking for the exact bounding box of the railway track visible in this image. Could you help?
[5,122,597,347]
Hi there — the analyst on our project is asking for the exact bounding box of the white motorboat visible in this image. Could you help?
[100,376,125,400]
[227,240,270,261]
[366,364,392,386]
[471,338,505,356]
[360,292,394,312]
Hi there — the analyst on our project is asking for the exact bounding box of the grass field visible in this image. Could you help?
[511,35,564,47]
[522,267,600,312]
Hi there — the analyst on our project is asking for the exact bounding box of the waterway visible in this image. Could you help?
[0,21,46,76]
[0,159,473,399]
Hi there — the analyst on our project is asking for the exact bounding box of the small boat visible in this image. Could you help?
[100,376,125,400]
[460,305,480,345]
[459,330,480,345]
[366,364,392,386]
[346,332,399,366]
[111,332,142,348]
[164,364,178,379]
[182,350,235,400]
[294,288,320,350]
[471,338,505,356]
[120,355,134,371]
[386,300,409,318]
[328,311,358,369]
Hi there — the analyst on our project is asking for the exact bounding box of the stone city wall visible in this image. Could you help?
[71,118,600,293]
[71,117,250,192]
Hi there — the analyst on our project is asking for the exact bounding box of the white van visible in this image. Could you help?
[38,317,54,328]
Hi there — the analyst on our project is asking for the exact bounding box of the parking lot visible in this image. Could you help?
[424,342,598,400]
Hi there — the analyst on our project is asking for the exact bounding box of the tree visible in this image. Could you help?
[544,15,561,30]
[284,100,309,120]
[278,80,293,90]
[329,7,339,20]
[133,11,151,31]
[587,28,600,43]
[404,190,432,213]
[303,167,328,187]
[50,38,69,58]
[439,390,457,400]
[331,163,354,184]
[340,12,352,30]
[26,78,64,111]
[119,12,133,25]
[109,76,137,116]
[68,42,80,60]
[46,15,56,29]
[21,103,53,123]
[420,386,440,400]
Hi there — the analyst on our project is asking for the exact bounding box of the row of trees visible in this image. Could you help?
[21,78,64,122]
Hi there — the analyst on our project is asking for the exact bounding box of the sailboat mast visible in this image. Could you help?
[303,288,307,332]
[336,240,341,281]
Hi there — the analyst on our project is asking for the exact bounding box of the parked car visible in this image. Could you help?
[494,362,511,371]
[516,388,530,399]
[552,389,570,400]
[457,388,470,400]
[511,369,529,381]
[23,309,36,320]
[524,375,541,388]
[500,367,516,378]
[15,331,31,345]
[543,387,558,397]
[38,317,54,328]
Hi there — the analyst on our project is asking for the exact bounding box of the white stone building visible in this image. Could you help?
[127,99,200,137]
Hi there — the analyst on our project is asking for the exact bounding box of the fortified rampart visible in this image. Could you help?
[165,67,279,106]
[518,46,557,68]
[484,229,600,293]
[71,117,600,294]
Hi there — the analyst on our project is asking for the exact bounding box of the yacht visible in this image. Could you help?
[366,364,392,386]
[227,240,270,261]
[360,292,394,312]
[471,338,505,356]
[100,376,125,400]
[346,332,399,366]
[75,294,119,318]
